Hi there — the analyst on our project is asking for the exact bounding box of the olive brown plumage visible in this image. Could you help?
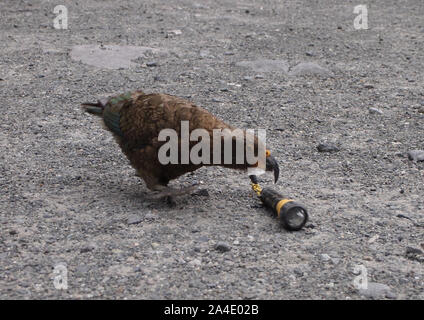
[82,90,279,204]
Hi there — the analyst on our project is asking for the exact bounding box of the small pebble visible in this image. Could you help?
[188,258,202,266]
[80,242,97,253]
[320,253,331,262]
[293,268,304,277]
[127,215,143,225]
[407,150,424,162]
[197,236,209,243]
[405,247,424,262]
[144,213,156,221]
[167,29,182,36]
[215,242,231,253]
[369,107,383,115]
[317,143,339,153]
[216,203,226,209]
[193,188,209,197]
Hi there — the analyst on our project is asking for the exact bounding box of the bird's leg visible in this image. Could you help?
[165,196,177,207]
[148,185,177,207]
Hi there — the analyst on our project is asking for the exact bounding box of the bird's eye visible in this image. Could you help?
[266,150,271,157]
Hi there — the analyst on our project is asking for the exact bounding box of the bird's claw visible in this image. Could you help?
[166,196,177,207]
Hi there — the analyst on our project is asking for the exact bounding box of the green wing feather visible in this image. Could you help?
[102,92,132,137]
[103,108,123,136]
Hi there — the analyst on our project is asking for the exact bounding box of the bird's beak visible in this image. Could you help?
[266,155,280,183]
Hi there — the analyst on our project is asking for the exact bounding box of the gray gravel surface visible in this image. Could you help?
[0,0,423,299]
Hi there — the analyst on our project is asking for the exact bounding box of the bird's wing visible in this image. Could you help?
[118,93,230,150]
[110,92,263,169]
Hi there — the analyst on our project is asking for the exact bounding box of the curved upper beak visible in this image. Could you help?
[266,155,280,183]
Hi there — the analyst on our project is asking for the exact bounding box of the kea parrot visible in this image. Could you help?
[82,90,279,205]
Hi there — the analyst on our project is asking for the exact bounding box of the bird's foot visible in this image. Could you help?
[151,185,198,200]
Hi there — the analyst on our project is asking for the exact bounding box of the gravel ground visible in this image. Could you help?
[1,0,423,299]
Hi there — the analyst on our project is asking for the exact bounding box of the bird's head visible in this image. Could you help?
[265,150,280,183]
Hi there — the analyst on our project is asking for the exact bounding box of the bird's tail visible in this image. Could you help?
[81,99,107,116]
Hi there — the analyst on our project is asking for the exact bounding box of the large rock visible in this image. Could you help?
[289,62,330,76]
[236,59,289,73]
[70,45,164,69]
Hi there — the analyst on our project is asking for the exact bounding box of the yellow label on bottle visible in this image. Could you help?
[275,199,294,217]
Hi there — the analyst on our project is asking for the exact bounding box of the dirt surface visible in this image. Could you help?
[1,0,423,299]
